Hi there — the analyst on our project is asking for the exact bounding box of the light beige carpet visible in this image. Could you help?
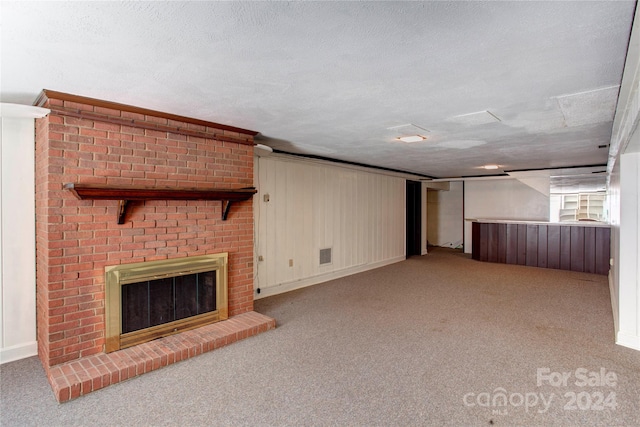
[2,248,639,426]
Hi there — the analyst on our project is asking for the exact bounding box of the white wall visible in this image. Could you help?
[610,146,640,352]
[609,160,621,334]
[463,178,550,253]
[254,154,406,298]
[0,104,49,364]
[608,1,640,352]
[617,151,640,350]
[427,181,464,248]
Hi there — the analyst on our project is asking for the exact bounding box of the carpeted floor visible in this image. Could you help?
[1,248,639,426]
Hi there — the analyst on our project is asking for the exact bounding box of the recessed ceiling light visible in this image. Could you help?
[396,135,427,143]
[482,164,500,170]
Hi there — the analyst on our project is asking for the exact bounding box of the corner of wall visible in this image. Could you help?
[608,1,640,352]
[0,105,49,365]
[0,342,38,365]
[608,271,619,337]
[616,331,640,351]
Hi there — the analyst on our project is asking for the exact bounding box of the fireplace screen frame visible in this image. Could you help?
[105,253,228,353]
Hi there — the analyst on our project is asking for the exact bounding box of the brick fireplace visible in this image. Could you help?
[34,91,275,402]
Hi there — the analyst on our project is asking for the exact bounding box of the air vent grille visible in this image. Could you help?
[319,248,332,265]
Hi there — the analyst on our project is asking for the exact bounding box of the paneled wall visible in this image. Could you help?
[0,104,49,364]
[254,155,406,297]
[472,221,610,275]
[609,1,640,351]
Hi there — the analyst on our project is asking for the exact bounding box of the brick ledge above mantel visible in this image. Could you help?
[47,311,275,403]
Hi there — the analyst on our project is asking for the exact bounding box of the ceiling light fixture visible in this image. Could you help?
[396,135,427,143]
[482,164,500,170]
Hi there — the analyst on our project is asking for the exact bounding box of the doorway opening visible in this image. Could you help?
[406,180,422,258]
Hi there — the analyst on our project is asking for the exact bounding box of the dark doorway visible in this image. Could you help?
[406,180,422,258]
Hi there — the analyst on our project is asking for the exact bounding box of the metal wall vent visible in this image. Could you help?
[319,248,332,265]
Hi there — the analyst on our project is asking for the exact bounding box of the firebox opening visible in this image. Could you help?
[105,253,228,352]
[121,271,217,333]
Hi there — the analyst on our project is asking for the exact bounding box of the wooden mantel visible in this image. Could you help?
[64,183,257,223]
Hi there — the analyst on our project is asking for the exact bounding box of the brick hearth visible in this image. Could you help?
[48,311,275,402]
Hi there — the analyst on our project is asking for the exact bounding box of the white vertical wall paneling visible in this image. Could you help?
[254,156,406,298]
[301,163,315,278]
[608,1,640,352]
[313,166,326,271]
[373,174,381,262]
[1,121,3,359]
[617,150,640,350]
[281,162,295,283]
[358,172,370,266]
[285,163,300,280]
[392,179,401,256]
[0,104,49,364]
[372,173,379,259]
[1,116,36,363]
[370,173,378,262]
[260,155,277,287]
[335,169,345,268]
[609,161,621,335]
[386,177,394,259]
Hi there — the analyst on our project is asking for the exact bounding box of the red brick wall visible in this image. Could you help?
[34,93,255,368]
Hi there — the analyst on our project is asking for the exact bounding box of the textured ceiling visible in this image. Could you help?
[0,1,636,179]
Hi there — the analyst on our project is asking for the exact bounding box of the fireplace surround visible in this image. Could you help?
[105,253,228,352]
[33,90,275,401]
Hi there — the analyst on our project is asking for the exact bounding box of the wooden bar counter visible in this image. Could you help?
[471,219,610,275]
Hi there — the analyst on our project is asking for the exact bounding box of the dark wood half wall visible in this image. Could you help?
[472,221,610,275]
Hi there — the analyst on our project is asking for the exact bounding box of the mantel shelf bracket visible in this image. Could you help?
[64,183,257,224]
[117,200,128,225]
[222,200,233,221]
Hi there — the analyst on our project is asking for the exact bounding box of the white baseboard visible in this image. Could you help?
[608,272,640,351]
[616,331,640,351]
[0,341,37,365]
[255,256,406,299]
[608,272,619,336]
